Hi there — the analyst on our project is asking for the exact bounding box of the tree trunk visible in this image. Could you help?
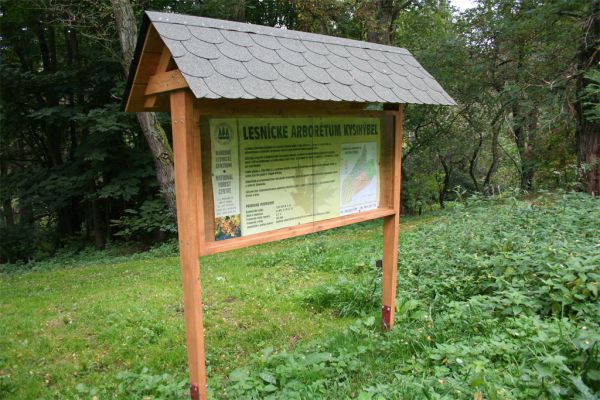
[512,101,536,190]
[137,112,177,209]
[575,0,600,195]
[0,160,14,227]
[2,198,14,227]
[368,0,395,44]
[438,155,451,209]
[111,0,177,215]
[364,0,414,45]
[469,131,483,192]
[38,22,79,235]
[577,114,600,195]
[483,125,500,190]
[233,0,246,22]
[92,197,105,250]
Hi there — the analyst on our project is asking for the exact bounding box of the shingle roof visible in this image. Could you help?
[145,11,455,105]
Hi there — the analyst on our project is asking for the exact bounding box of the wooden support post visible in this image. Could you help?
[170,90,207,400]
[382,105,403,330]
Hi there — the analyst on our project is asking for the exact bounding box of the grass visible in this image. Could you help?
[0,213,427,399]
[1,193,599,399]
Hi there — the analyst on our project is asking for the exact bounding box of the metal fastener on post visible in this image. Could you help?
[190,383,200,400]
[382,305,391,330]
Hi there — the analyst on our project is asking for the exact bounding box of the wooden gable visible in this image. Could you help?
[125,25,187,112]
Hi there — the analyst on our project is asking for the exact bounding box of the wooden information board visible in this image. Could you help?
[168,95,402,400]
[193,105,399,254]
[121,11,457,399]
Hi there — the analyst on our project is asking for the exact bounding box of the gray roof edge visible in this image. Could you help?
[145,11,456,106]
[146,11,411,56]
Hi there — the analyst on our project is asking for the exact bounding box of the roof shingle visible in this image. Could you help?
[146,11,455,105]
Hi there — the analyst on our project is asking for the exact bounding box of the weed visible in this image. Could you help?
[1,192,598,399]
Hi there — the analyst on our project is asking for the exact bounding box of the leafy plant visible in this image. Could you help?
[581,69,600,121]
[110,198,177,241]
[225,192,600,398]
[116,368,188,399]
[1,192,598,399]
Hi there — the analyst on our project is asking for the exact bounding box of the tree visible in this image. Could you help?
[0,0,595,262]
[575,0,600,195]
[0,0,169,258]
[456,0,590,192]
[111,0,177,214]
[394,1,512,208]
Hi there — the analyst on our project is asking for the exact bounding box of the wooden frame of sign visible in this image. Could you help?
[131,28,403,395]
[170,90,403,399]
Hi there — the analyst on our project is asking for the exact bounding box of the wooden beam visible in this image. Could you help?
[196,99,368,116]
[146,69,188,96]
[199,119,216,246]
[144,46,174,109]
[135,52,162,83]
[156,46,174,74]
[202,207,396,256]
[381,105,403,330]
[379,115,395,209]
[170,90,207,400]
[124,24,165,112]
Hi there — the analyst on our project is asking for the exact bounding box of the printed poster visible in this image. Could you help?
[209,119,241,240]
[209,117,380,239]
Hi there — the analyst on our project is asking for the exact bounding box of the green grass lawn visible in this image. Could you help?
[1,193,599,399]
[0,214,425,399]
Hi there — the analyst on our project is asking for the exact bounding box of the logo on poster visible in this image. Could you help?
[216,124,233,145]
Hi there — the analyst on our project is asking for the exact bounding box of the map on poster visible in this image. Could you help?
[209,117,380,240]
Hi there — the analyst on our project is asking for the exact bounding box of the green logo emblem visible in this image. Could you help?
[216,124,232,145]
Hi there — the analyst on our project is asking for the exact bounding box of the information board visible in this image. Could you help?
[209,117,381,240]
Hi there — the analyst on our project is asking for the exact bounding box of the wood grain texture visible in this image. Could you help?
[379,114,395,209]
[170,90,207,399]
[144,47,174,108]
[124,25,163,112]
[199,118,216,246]
[145,69,188,95]
[381,105,403,330]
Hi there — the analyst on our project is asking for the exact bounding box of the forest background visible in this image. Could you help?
[0,0,598,263]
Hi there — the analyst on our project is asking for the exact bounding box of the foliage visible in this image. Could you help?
[391,0,595,207]
[222,192,600,399]
[2,192,598,399]
[302,274,381,317]
[581,69,600,122]
[110,198,177,240]
[0,0,173,260]
[1,0,597,261]
[0,223,54,264]
[0,238,179,274]
[116,368,188,399]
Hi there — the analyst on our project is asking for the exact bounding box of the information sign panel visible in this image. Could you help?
[209,117,381,240]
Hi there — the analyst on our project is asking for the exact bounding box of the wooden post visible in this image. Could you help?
[170,89,208,400]
[381,105,403,330]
